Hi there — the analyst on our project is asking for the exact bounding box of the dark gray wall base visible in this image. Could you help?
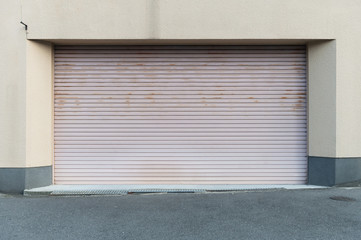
[308,157,335,186]
[0,166,52,194]
[308,157,361,186]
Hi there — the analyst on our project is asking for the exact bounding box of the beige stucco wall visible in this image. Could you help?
[1,0,361,169]
[333,3,361,157]
[307,41,337,157]
[0,1,53,168]
[25,41,53,167]
[0,0,27,167]
[22,0,338,40]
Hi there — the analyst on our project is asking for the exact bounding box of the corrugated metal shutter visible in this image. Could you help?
[54,45,307,185]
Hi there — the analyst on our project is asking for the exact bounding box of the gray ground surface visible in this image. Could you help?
[1,188,361,240]
[336,180,361,187]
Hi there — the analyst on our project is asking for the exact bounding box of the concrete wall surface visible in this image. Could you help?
[0,0,27,167]
[22,0,340,40]
[25,40,53,168]
[307,41,337,158]
[0,1,53,168]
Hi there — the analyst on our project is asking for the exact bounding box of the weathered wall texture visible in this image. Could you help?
[307,41,337,158]
[0,0,27,167]
[22,0,338,40]
[333,3,361,157]
[0,1,53,168]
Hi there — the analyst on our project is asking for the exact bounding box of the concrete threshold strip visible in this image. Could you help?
[24,185,327,196]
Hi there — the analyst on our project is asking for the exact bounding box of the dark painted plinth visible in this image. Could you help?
[0,166,52,193]
[308,157,361,186]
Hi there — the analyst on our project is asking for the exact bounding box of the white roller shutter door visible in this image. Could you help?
[54,45,307,184]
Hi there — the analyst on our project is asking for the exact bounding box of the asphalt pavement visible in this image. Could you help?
[1,188,361,240]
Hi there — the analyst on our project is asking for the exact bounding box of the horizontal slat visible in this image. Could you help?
[54,105,307,109]
[54,174,307,178]
[54,181,306,184]
[55,63,306,68]
[54,82,306,87]
[55,65,306,71]
[55,163,307,169]
[55,117,306,121]
[55,72,304,79]
[54,123,306,128]
[55,135,306,140]
[55,99,306,105]
[55,53,306,58]
[56,50,305,54]
[55,70,306,75]
[54,77,306,81]
[54,168,306,173]
[55,84,306,89]
[53,172,307,178]
[55,140,307,145]
[52,176,305,181]
[55,91,306,96]
[55,151,306,157]
[54,181,306,185]
[55,56,306,64]
[55,45,306,49]
[54,120,307,124]
[55,53,306,57]
[55,111,305,116]
[54,127,306,132]
[56,92,306,100]
[54,148,306,153]
[54,87,306,92]
[55,49,305,53]
[55,106,306,110]
[54,144,306,149]
[54,132,306,137]
[55,158,306,163]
